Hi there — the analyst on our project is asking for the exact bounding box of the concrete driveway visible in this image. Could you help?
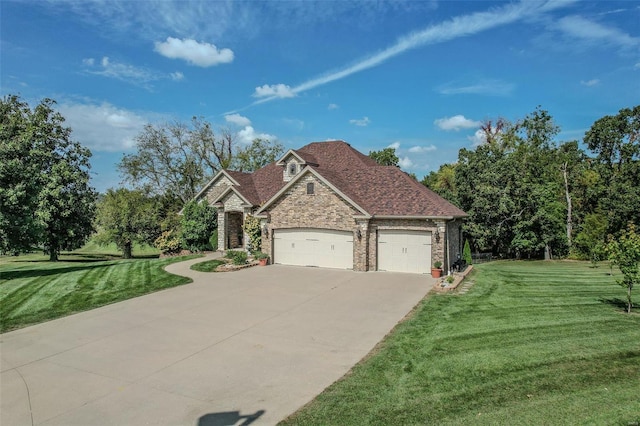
[1,254,434,425]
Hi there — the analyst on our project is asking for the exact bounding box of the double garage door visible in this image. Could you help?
[377,230,432,274]
[273,229,353,269]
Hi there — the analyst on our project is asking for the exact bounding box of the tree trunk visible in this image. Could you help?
[48,246,58,262]
[628,285,632,314]
[123,241,133,259]
[562,162,573,247]
[544,244,551,261]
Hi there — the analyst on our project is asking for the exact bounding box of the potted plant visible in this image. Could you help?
[254,251,269,266]
[431,261,443,278]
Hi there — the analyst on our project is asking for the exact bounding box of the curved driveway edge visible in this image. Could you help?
[1,254,434,425]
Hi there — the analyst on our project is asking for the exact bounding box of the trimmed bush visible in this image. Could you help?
[225,249,248,265]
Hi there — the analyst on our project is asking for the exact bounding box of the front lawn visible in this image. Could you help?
[0,252,200,332]
[281,261,640,425]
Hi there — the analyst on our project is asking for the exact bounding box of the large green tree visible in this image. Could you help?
[0,95,97,259]
[95,189,162,259]
[369,147,399,167]
[119,117,235,204]
[231,138,284,172]
[456,108,577,259]
[584,105,640,234]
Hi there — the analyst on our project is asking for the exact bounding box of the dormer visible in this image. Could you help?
[276,150,311,182]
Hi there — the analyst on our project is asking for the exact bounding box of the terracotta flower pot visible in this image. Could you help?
[259,258,268,266]
[431,268,442,278]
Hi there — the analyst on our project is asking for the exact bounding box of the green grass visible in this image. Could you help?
[0,249,200,332]
[281,261,640,425]
[190,259,226,272]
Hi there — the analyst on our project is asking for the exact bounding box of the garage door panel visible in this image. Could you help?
[273,229,353,269]
[378,230,431,274]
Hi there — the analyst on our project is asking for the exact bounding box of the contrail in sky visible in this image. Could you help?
[227,0,574,113]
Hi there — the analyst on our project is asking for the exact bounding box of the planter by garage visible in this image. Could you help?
[431,268,442,278]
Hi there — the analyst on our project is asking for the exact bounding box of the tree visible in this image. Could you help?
[0,95,97,259]
[584,106,640,234]
[180,200,217,251]
[1,95,43,253]
[369,147,399,166]
[95,189,162,259]
[607,223,640,313]
[573,212,608,261]
[421,163,458,203]
[119,117,235,204]
[232,138,284,172]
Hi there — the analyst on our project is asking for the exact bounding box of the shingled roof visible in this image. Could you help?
[214,140,466,218]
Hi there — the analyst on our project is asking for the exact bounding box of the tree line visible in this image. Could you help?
[422,105,640,262]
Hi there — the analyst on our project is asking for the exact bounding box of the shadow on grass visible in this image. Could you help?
[0,262,118,281]
[599,297,635,312]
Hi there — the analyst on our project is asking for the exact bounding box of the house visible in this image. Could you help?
[193,140,467,274]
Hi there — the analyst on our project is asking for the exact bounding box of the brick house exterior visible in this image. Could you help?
[193,140,467,274]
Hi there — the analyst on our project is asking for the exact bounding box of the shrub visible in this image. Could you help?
[433,261,442,269]
[154,230,182,254]
[462,239,472,265]
[181,200,217,252]
[446,275,455,284]
[226,249,248,265]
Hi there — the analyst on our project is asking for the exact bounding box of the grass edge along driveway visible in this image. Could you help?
[281,261,640,426]
[0,254,201,332]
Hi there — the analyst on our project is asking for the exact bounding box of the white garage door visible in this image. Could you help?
[273,229,353,269]
[378,230,432,274]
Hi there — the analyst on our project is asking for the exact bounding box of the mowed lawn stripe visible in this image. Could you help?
[281,261,640,425]
[0,255,199,332]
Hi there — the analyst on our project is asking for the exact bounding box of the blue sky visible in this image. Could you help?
[2,0,639,193]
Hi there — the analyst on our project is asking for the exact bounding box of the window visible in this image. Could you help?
[288,163,297,175]
[307,182,315,195]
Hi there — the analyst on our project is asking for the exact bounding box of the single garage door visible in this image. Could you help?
[378,230,432,274]
[273,228,353,269]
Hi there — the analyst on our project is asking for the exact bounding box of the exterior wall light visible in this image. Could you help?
[356,229,362,240]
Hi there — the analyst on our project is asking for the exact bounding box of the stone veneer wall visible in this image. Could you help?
[204,175,233,204]
[366,218,444,272]
[262,173,362,268]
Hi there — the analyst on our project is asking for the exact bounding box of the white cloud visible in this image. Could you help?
[249,0,571,106]
[328,103,339,110]
[170,71,184,81]
[253,84,296,99]
[225,113,251,126]
[437,80,515,96]
[468,129,488,147]
[56,101,148,152]
[349,116,370,127]
[236,126,276,145]
[556,15,639,49]
[399,156,414,169]
[408,145,437,153]
[387,141,400,149]
[435,115,481,131]
[635,62,640,70]
[581,79,600,87]
[82,56,177,88]
[154,37,234,67]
